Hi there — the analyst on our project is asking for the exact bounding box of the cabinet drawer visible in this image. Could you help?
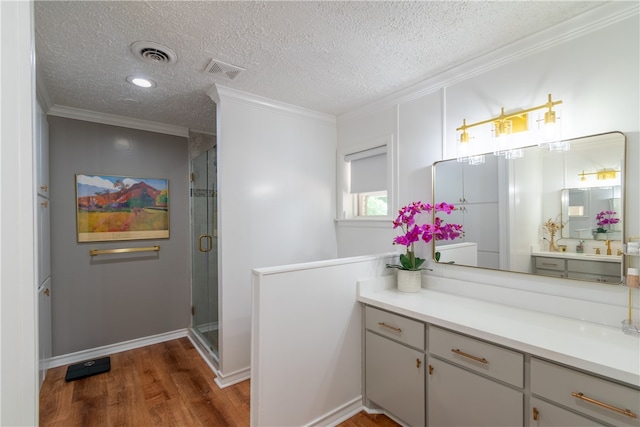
[536,269,565,279]
[365,306,424,350]
[567,259,620,277]
[429,326,523,387]
[530,397,605,427]
[531,358,640,427]
[535,257,565,271]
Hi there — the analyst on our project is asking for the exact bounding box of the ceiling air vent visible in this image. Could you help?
[131,41,177,65]
[204,58,245,81]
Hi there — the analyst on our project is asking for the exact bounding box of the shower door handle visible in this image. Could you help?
[198,234,213,252]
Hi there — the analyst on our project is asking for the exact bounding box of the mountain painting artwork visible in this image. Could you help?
[76,174,169,242]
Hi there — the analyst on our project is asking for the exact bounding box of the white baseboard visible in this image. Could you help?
[188,329,250,389]
[187,330,220,375]
[214,366,251,388]
[308,397,364,427]
[47,329,188,369]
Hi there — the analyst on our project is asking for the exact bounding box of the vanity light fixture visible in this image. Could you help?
[456,119,487,165]
[456,93,564,161]
[126,75,156,88]
[579,169,619,182]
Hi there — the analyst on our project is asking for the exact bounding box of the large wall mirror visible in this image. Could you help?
[433,132,625,284]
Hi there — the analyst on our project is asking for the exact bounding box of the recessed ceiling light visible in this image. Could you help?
[126,75,156,88]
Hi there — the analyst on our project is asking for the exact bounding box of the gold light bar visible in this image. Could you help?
[89,245,160,256]
[457,93,562,137]
[579,169,619,181]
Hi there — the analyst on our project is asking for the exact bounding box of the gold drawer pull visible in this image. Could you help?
[40,185,48,192]
[451,348,488,364]
[416,358,421,369]
[532,407,539,421]
[571,392,637,419]
[377,322,402,334]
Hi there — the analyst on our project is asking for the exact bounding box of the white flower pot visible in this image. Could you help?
[397,269,422,293]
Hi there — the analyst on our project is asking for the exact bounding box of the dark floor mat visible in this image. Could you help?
[64,356,111,381]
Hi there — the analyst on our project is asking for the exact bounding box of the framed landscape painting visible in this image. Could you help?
[76,174,169,242]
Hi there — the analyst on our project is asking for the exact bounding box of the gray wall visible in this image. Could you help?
[49,117,190,356]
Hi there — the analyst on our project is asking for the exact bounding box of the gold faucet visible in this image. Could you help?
[606,240,612,256]
[617,249,623,256]
[595,248,601,255]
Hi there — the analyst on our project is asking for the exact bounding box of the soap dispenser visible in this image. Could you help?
[576,241,584,253]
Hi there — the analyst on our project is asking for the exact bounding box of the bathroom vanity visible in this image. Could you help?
[531,251,622,284]
[359,280,639,427]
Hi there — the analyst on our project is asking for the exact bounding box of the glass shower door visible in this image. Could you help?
[191,148,218,358]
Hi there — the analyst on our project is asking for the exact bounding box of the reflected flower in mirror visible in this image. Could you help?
[595,210,619,233]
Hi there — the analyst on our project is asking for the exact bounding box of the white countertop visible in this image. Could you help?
[532,250,622,263]
[358,282,640,388]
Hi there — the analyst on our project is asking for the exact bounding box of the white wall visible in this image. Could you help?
[251,254,396,427]
[210,85,338,384]
[0,1,38,424]
[336,3,640,314]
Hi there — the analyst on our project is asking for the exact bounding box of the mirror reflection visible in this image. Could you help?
[433,132,625,284]
[561,187,622,241]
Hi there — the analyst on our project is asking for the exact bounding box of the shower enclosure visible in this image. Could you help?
[190,147,218,361]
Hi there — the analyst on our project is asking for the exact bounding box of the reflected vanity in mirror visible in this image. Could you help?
[433,132,625,284]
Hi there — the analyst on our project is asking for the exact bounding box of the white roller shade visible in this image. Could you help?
[345,146,387,194]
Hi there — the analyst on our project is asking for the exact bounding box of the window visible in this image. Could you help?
[358,191,388,216]
[345,145,388,217]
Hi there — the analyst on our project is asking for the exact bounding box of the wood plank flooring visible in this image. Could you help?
[40,337,398,427]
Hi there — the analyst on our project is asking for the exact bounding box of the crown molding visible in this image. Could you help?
[47,105,190,137]
[338,1,639,124]
[208,84,336,124]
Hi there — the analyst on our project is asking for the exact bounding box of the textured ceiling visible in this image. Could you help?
[35,1,605,134]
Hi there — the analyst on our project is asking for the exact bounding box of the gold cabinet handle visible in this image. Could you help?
[428,364,433,375]
[416,358,421,369]
[377,322,402,334]
[532,407,539,421]
[451,348,488,364]
[571,392,637,419]
[198,234,213,252]
[41,200,48,208]
[40,185,48,192]
[44,288,50,297]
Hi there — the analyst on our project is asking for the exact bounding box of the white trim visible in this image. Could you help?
[187,330,220,376]
[338,1,639,124]
[334,218,392,229]
[189,321,247,389]
[47,329,188,369]
[338,134,396,220]
[214,366,251,389]
[47,105,190,137]
[253,252,397,277]
[307,396,363,427]
[208,84,337,124]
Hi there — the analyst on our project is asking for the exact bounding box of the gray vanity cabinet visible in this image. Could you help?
[427,326,524,427]
[364,306,425,426]
[532,255,622,283]
[529,397,604,427]
[530,358,640,427]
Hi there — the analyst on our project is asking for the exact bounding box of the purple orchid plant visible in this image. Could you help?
[595,210,619,233]
[387,201,464,271]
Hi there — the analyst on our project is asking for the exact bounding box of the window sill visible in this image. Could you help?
[334,218,392,228]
